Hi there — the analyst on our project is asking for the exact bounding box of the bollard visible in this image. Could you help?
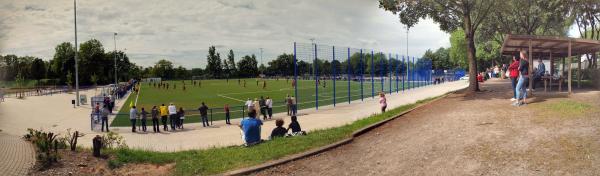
[92,135,102,157]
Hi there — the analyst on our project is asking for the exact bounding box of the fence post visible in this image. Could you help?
[360,49,364,101]
[371,50,374,98]
[388,53,392,94]
[210,108,213,125]
[380,52,384,93]
[412,57,415,89]
[314,44,318,110]
[402,56,408,92]
[396,54,399,93]
[332,46,336,107]
[293,42,298,105]
[347,47,351,104]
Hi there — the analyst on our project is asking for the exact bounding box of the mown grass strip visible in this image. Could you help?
[108,95,443,175]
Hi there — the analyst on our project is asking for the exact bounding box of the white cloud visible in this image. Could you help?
[0,0,450,68]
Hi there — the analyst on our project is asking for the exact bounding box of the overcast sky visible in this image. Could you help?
[2,0,479,68]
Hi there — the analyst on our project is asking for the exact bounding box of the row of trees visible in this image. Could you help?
[1,39,140,87]
[145,47,432,80]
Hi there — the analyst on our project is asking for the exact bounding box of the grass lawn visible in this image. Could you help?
[107,95,440,175]
[112,78,425,126]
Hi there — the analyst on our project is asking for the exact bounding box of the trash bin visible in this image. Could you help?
[92,135,102,157]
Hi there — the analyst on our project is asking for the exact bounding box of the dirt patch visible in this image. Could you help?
[251,79,600,175]
[28,149,174,176]
[113,163,175,176]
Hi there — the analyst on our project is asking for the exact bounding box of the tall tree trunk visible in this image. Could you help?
[464,14,480,92]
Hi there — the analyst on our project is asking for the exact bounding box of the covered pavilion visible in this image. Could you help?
[500,34,600,94]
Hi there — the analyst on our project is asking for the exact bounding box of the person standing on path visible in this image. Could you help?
[177,107,185,129]
[379,92,387,113]
[245,98,253,111]
[140,107,148,132]
[224,104,231,125]
[259,96,267,120]
[508,56,520,101]
[514,51,530,107]
[151,106,160,133]
[198,102,209,127]
[100,105,110,132]
[266,96,273,119]
[291,96,297,115]
[168,103,177,130]
[286,94,292,116]
[159,104,169,131]
[253,98,261,118]
[129,106,138,133]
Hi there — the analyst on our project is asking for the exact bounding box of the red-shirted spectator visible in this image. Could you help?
[508,56,520,101]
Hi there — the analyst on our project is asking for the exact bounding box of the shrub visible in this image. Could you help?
[23,128,62,167]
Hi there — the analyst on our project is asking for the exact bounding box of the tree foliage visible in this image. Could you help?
[205,46,223,78]
[380,0,498,91]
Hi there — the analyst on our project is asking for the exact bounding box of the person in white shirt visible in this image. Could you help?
[168,103,177,130]
[245,98,253,111]
[266,96,273,119]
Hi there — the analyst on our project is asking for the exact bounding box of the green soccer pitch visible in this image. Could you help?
[111,78,422,126]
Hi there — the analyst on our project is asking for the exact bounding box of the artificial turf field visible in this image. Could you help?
[111,78,424,126]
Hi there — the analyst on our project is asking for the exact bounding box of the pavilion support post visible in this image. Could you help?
[577,54,582,88]
[528,39,533,94]
[550,51,553,91]
[568,40,572,94]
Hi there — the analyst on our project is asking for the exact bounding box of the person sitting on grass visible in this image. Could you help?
[239,110,263,146]
[270,119,287,139]
[287,115,306,136]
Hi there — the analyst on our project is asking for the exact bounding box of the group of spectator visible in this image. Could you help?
[507,50,547,107]
[244,96,276,120]
[125,103,186,133]
[239,109,305,146]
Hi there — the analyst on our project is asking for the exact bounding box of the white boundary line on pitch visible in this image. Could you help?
[217,94,245,102]
[134,83,141,106]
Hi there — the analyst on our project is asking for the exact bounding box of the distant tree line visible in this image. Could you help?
[0,39,140,87]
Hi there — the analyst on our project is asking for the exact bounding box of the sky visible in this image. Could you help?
[1,0,575,69]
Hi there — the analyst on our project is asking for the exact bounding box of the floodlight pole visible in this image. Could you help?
[74,0,80,106]
[259,48,263,67]
[114,33,118,89]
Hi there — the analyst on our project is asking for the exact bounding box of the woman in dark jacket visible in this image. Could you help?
[287,116,304,135]
[177,108,185,129]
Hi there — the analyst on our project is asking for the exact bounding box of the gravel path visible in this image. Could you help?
[253,79,600,176]
[0,133,35,176]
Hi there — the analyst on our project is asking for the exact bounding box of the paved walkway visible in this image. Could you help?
[0,133,35,176]
[0,81,467,152]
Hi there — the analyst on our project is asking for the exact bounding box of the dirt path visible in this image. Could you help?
[253,79,600,176]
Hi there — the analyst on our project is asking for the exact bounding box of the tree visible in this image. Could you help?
[205,46,223,78]
[237,54,258,78]
[51,42,76,84]
[449,29,468,69]
[153,59,174,79]
[227,49,237,77]
[267,53,294,76]
[90,73,99,87]
[66,71,73,90]
[30,58,47,84]
[573,0,600,68]
[78,39,106,85]
[380,0,498,91]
